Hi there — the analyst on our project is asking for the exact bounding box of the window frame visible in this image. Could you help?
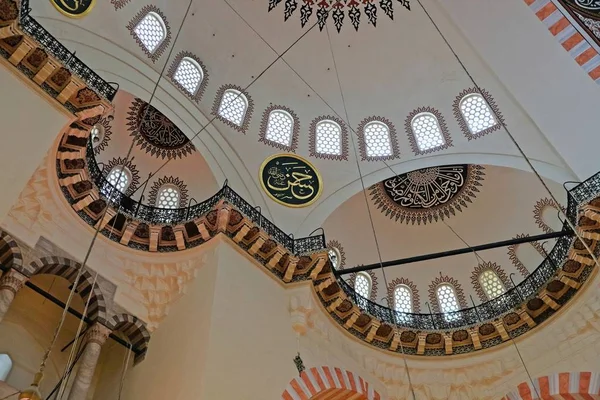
[106,166,132,193]
[478,269,506,301]
[212,85,254,133]
[393,284,413,314]
[357,116,399,162]
[155,183,181,209]
[436,283,460,314]
[309,117,348,161]
[168,52,209,102]
[405,107,452,155]
[127,5,171,63]
[354,272,373,300]
[453,88,503,140]
[258,106,299,151]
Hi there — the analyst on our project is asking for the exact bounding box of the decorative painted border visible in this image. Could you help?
[501,371,600,400]
[369,165,486,225]
[147,176,189,207]
[91,116,113,155]
[470,262,512,302]
[386,277,421,313]
[405,106,453,155]
[356,116,400,162]
[507,234,547,277]
[211,84,254,133]
[126,5,172,63]
[258,105,300,152]
[308,116,349,161]
[533,197,564,233]
[452,88,504,140]
[523,0,600,83]
[110,0,130,10]
[327,240,346,270]
[281,366,382,400]
[349,270,379,302]
[428,275,467,312]
[108,313,151,362]
[102,157,140,196]
[167,51,209,102]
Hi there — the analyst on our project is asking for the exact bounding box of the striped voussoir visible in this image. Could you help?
[501,371,600,399]
[108,313,150,363]
[282,366,381,400]
[0,232,23,271]
[524,0,600,82]
[27,257,107,324]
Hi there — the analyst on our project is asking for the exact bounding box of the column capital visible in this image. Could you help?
[0,269,28,294]
[85,323,112,347]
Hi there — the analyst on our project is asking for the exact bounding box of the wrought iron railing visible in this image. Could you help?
[86,141,325,255]
[336,173,600,331]
[18,0,117,101]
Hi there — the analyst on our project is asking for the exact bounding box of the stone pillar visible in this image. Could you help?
[67,323,111,400]
[0,269,28,322]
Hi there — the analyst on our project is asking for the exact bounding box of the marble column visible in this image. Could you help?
[0,269,28,322]
[67,323,111,400]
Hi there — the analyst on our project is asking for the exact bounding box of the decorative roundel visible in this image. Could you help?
[126,98,196,159]
[50,0,95,18]
[370,164,486,225]
[260,153,322,208]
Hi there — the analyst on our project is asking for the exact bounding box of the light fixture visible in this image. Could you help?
[18,372,43,400]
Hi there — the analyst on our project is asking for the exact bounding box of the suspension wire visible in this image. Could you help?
[117,343,133,400]
[324,25,417,400]
[35,0,195,391]
[409,0,600,394]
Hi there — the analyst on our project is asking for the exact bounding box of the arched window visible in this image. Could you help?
[354,272,372,299]
[217,89,248,127]
[316,120,342,156]
[133,11,167,54]
[363,121,393,159]
[90,124,104,148]
[436,284,459,314]
[264,109,294,147]
[173,57,204,96]
[479,270,506,300]
[328,247,340,269]
[156,184,180,209]
[106,166,131,192]
[394,285,413,313]
[459,94,497,136]
[411,112,445,152]
[0,354,12,381]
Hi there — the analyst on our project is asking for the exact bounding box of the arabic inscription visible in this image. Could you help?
[260,154,322,207]
[50,0,95,17]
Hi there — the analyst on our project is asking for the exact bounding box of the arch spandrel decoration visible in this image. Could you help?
[281,366,382,400]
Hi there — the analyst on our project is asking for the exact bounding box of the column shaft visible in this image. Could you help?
[0,269,28,322]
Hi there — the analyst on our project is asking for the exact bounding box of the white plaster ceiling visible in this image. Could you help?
[32,0,576,237]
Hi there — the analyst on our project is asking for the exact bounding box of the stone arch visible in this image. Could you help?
[501,371,600,399]
[281,366,382,400]
[108,313,151,363]
[0,231,23,271]
[26,257,107,324]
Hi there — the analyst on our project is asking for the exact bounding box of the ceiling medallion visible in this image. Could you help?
[49,0,95,18]
[369,164,485,225]
[260,153,323,208]
[126,98,196,160]
[268,0,411,32]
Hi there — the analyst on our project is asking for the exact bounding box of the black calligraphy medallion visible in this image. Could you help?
[260,154,322,207]
[370,165,485,225]
[50,0,95,17]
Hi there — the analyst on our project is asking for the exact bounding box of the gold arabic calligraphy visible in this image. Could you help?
[55,0,83,12]
[266,163,317,202]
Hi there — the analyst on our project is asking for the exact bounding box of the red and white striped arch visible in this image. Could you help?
[282,366,382,400]
[502,372,600,400]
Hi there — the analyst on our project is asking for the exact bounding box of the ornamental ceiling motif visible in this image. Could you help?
[369,164,485,225]
[268,0,411,32]
[126,98,196,160]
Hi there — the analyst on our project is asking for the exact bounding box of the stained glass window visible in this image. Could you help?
[156,185,180,209]
[107,166,130,192]
[363,121,393,158]
[411,113,445,151]
[460,94,497,135]
[479,270,506,300]
[315,120,342,156]
[355,272,372,299]
[436,284,459,313]
[218,89,248,127]
[394,285,413,313]
[173,57,203,95]
[134,12,166,53]
[265,110,294,146]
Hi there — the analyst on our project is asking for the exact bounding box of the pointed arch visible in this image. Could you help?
[108,313,151,363]
[501,371,600,400]
[259,105,300,151]
[281,366,382,400]
[453,88,503,140]
[167,51,209,101]
[127,5,171,62]
[212,84,254,133]
[0,231,23,271]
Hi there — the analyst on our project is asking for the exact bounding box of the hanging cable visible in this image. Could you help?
[117,343,133,400]
[325,25,417,400]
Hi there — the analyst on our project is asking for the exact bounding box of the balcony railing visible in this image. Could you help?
[18,0,117,101]
[336,173,600,331]
[86,141,325,255]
